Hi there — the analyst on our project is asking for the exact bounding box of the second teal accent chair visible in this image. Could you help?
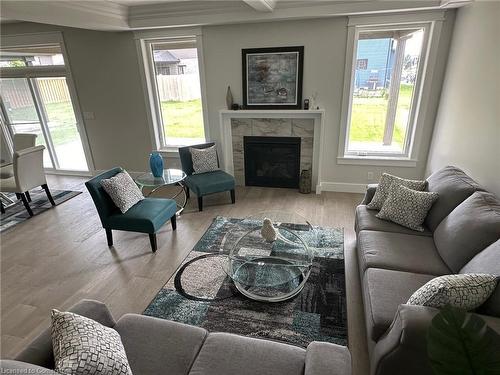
[85,168,177,252]
[178,142,235,211]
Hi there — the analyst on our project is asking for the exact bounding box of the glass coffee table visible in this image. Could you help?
[220,212,315,302]
[135,168,187,214]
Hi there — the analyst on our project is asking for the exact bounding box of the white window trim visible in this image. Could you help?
[0,31,95,175]
[337,11,445,167]
[135,27,209,153]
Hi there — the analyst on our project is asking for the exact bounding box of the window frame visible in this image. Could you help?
[136,28,209,151]
[337,12,445,166]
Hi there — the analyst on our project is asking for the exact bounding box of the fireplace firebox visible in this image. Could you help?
[244,136,301,188]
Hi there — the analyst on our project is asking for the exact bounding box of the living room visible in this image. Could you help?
[0,1,499,374]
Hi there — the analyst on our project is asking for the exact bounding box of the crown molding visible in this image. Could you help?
[60,1,128,21]
[439,0,474,8]
[0,0,129,31]
[1,0,469,31]
[242,0,276,12]
[127,0,447,29]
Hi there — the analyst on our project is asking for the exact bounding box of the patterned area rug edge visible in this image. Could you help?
[0,189,81,233]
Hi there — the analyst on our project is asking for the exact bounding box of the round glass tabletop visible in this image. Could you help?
[220,211,315,302]
[135,168,186,188]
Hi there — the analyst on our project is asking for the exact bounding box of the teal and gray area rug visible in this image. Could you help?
[144,216,347,348]
[0,189,81,233]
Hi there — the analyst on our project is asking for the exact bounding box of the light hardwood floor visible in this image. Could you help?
[0,175,369,374]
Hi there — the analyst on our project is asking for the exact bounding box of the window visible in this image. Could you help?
[340,24,430,160]
[145,39,206,148]
[0,38,91,172]
[0,44,64,67]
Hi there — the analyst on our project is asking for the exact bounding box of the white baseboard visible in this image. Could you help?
[93,169,144,178]
[46,170,92,177]
[319,181,367,194]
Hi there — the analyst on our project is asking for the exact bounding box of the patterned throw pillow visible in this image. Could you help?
[52,310,132,375]
[367,173,427,210]
[191,145,219,174]
[376,183,438,231]
[100,171,144,213]
[407,274,499,310]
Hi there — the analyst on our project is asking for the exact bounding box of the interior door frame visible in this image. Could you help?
[0,32,95,176]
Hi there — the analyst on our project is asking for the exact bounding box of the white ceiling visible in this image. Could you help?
[0,0,470,31]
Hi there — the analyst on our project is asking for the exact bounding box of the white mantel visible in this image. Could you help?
[219,109,325,193]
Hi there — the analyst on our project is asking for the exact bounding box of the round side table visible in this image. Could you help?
[135,168,188,215]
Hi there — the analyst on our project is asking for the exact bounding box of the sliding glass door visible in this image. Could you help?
[34,77,88,171]
[0,78,53,168]
[0,77,89,171]
[0,38,91,173]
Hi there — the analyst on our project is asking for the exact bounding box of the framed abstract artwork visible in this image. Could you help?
[242,46,304,109]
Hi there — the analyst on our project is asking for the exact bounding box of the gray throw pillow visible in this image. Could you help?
[376,183,438,231]
[191,145,219,174]
[100,171,144,213]
[367,173,427,210]
[407,274,498,310]
[52,310,133,375]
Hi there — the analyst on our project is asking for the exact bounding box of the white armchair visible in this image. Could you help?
[0,133,38,179]
[0,145,55,216]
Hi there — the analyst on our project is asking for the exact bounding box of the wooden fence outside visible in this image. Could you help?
[156,74,201,102]
[1,74,200,110]
[1,77,70,109]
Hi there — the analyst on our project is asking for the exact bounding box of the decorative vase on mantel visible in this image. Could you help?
[226,86,234,110]
[149,152,164,178]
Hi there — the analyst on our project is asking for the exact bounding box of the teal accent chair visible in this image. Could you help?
[179,142,235,211]
[85,168,177,252]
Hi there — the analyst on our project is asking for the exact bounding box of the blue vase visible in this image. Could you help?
[149,152,164,177]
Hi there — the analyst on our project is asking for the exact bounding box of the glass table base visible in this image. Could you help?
[142,183,188,215]
[229,257,312,302]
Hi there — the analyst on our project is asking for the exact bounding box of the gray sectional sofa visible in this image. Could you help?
[356,166,500,375]
[1,300,352,375]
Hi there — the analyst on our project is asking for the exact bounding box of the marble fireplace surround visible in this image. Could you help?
[219,110,325,193]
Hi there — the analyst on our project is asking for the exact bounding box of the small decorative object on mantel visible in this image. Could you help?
[242,46,304,109]
[149,152,164,178]
[299,169,312,194]
[231,103,240,110]
[303,99,309,110]
[226,86,234,110]
[261,218,278,242]
[310,91,318,110]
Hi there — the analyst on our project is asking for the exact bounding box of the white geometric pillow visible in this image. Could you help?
[190,145,219,174]
[51,310,132,375]
[367,173,427,210]
[100,171,144,213]
[376,183,438,231]
[407,274,498,310]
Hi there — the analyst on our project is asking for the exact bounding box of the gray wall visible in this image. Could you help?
[425,2,500,197]
[2,13,456,186]
[0,22,153,172]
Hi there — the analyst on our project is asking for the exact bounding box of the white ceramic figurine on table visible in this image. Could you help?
[261,218,278,242]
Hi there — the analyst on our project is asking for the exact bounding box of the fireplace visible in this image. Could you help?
[244,136,301,188]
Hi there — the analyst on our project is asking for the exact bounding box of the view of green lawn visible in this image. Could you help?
[7,101,79,146]
[6,86,413,147]
[161,99,204,139]
[349,84,414,147]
